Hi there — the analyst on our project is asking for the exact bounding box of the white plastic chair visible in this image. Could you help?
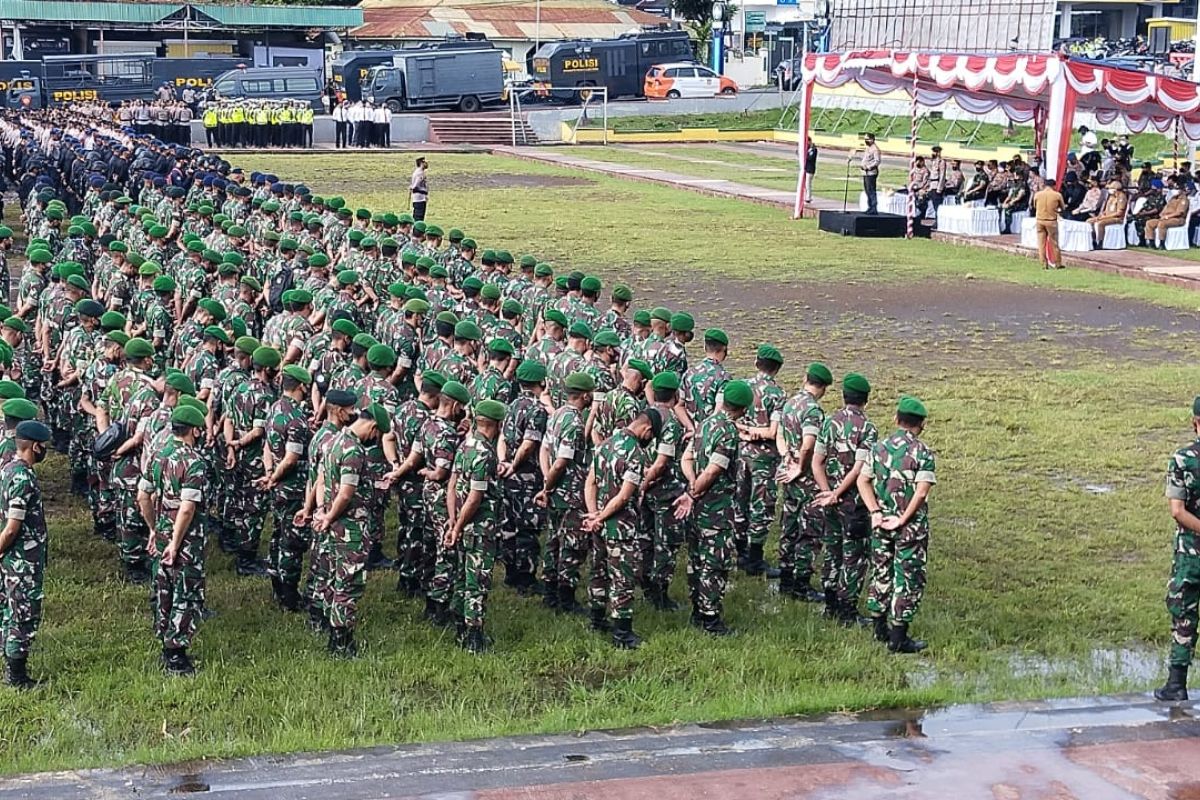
[1098,195,1129,250]
[1163,197,1200,250]
[1124,196,1146,246]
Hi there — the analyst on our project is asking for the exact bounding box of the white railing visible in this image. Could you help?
[507,84,609,147]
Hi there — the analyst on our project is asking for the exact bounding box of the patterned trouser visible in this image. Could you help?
[779,482,822,577]
[425,485,456,606]
[324,531,368,630]
[154,560,204,649]
[456,522,498,628]
[824,500,870,606]
[687,526,733,617]
[1,555,43,659]
[65,404,87,474]
[645,492,686,587]
[304,531,330,612]
[594,522,637,620]
[866,522,929,624]
[117,488,148,567]
[501,473,542,579]
[394,481,427,585]
[743,453,780,548]
[1167,551,1200,667]
[226,454,267,554]
[268,495,309,589]
[91,458,118,531]
[545,506,589,589]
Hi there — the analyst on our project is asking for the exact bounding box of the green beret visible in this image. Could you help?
[0,379,24,399]
[326,389,358,407]
[435,311,459,325]
[462,276,483,291]
[3,317,27,334]
[670,312,695,333]
[0,305,11,322]
[806,362,833,386]
[447,228,464,242]
[14,420,50,442]
[429,265,448,279]
[149,225,168,238]
[487,338,515,356]
[337,270,359,286]
[723,380,754,408]
[1194,396,1200,417]
[27,249,52,264]
[152,275,177,293]
[397,211,413,223]
[66,274,89,291]
[171,405,206,429]
[75,299,104,318]
[534,262,553,277]
[496,250,514,265]
[401,252,418,266]
[897,395,928,419]
[176,396,207,415]
[568,321,593,340]
[633,310,651,326]
[0,340,12,366]
[138,261,161,276]
[593,330,621,347]
[544,309,568,327]
[502,299,523,316]
[290,289,313,305]
[612,284,633,302]
[228,226,248,238]
[67,226,83,237]
[218,263,239,276]
[240,275,262,292]
[355,208,371,221]
[554,276,568,290]
[332,319,359,338]
[347,229,365,243]
[756,344,783,365]
[367,402,391,434]
[474,399,507,422]
[235,336,260,355]
[441,380,471,405]
[413,221,427,234]
[404,298,431,314]
[166,372,196,395]
[45,208,63,221]
[308,253,329,268]
[580,276,602,293]
[425,225,443,238]
[198,298,225,322]
[229,318,247,338]
[352,333,378,350]
[253,347,282,369]
[204,325,232,345]
[422,370,447,389]
[480,283,501,301]
[186,240,204,253]
[1,398,37,420]
[223,252,244,267]
[652,371,680,391]
[385,282,407,299]
[361,237,377,249]
[124,338,154,359]
[406,287,427,301]
[202,249,222,264]
[454,320,482,341]
[367,344,397,368]
[100,311,126,331]
[650,306,672,323]
[842,372,870,394]
[282,365,312,385]
[0,226,12,239]
[515,361,547,383]
[519,254,537,269]
[626,358,653,380]
[261,201,280,213]
[380,237,398,249]
[565,372,596,392]
[703,328,729,346]
[81,222,97,237]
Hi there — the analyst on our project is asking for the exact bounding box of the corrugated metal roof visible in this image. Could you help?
[355,0,663,41]
[0,0,362,29]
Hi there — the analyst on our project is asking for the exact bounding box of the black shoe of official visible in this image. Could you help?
[4,656,39,690]
[96,520,117,542]
[515,574,542,597]
[556,584,585,615]
[872,615,889,643]
[163,647,196,676]
[743,543,765,576]
[278,582,301,613]
[589,607,611,633]
[461,627,490,655]
[69,470,89,497]
[1155,665,1190,702]
[423,597,445,624]
[327,627,358,659]
[365,542,394,572]
[700,614,734,637]
[887,623,927,654]
[235,551,266,577]
[611,617,643,650]
[396,574,419,599]
[792,577,824,603]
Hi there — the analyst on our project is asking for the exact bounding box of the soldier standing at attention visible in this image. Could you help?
[679,328,730,434]
[857,396,935,654]
[584,408,662,649]
[737,344,786,577]
[0,420,49,689]
[1155,397,1200,701]
[223,347,280,576]
[642,371,687,611]
[139,405,208,676]
[861,133,882,214]
[388,370,445,598]
[776,363,831,605]
[445,399,506,653]
[674,380,753,636]
[497,361,549,596]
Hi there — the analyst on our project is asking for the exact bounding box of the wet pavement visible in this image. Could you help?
[5,694,1200,799]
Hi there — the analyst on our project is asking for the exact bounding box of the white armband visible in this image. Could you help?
[470,479,490,491]
[710,452,730,470]
[286,442,305,455]
[556,445,575,460]
[180,488,203,503]
[339,473,359,487]
[657,443,676,457]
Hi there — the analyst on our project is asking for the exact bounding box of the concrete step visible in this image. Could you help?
[428,115,538,145]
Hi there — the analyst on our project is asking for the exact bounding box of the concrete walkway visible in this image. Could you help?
[5,694,1199,799]
[496,146,1200,292]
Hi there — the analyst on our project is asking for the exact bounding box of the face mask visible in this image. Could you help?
[32,445,46,464]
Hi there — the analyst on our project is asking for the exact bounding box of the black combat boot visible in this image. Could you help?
[541,578,560,610]
[514,571,541,597]
[743,543,766,576]
[822,588,839,618]
[307,604,326,634]
[70,469,88,497]
[689,606,704,628]
[162,647,195,676]
[839,603,872,628]
[327,627,358,659]
[96,519,117,542]
[792,576,824,603]
[235,550,266,577]
[396,573,419,599]
[700,614,734,637]
[872,615,889,643]
[589,607,610,633]
[4,656,38,689]
[556,583,584,615]
[611,617,642,650]
[461,627,489,654]
[777,569,795,598]
[658,582,681,612]
[887,623,927,654]
[365,541,393,571]
[423,597,446,625]
[122,559,150,585]
[1155,665,1190,702]
[278,582,301,612]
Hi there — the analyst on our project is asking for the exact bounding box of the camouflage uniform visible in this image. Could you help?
[144,435,208,649]
[644,403,688,592]
[265,394,311,593]
[589,428,648,620]
[777,390,825,579]
[499,391,547,587]
[735,372,785,552]
[542,404,590,592]
[102,367,160,573]
[303,420,342,612]
[15,269,46,402]
[392,397,435,590]
[452,431,502,629]
[681,356,730,427]
[422,414,464,605]
[687,410,739,618]
[471,365,512,404]
[1165,440,1200,667]
[0,455,46,660]
[864,429,936,625]
[591,384,644,446]
[225,375,278,558]
[816,406,878,605]
[319,428,370,630]
[81,355,120,538]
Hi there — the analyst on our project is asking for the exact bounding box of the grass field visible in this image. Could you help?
[3,151,1199,777]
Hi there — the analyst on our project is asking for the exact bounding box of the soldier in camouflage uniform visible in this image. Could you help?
[439,320,481,388]
[0,226,13,304]
[314,403,389,657]
[14,248,50,405]
[445,398,506,653]
[56,299,104,493]
[1156,397,1200,701]
[680,328,730,434]
[360,344,402,571]
[589,352,650,446]
[642,371,688,610]
[676,380,752,636]
[498,360,549,595]
[138,405,208,676]
[812,373,878,613]
[537,371,595,613]
[389,370,445,597]
[584,409,662,648]
[261,365,314,611]
[471,338,514,403]
[735,344,786,576]
[858,396,935,654]
[0,420,49,689]
[776,363,832,607]
[80,329,126,541]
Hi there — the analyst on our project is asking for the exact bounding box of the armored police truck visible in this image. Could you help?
[363,42,504,113]
[331,51,400,103]
[6,54,242,108]
[530,30,693,102]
